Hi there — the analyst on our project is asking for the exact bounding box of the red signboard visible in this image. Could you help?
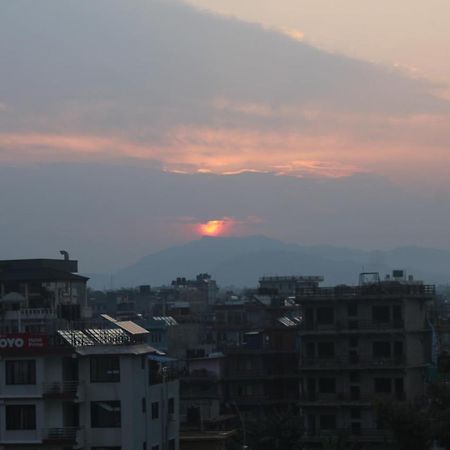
[0,334,48,350]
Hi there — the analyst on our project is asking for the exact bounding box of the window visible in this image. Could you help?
[142,398,146,413]
[394,341,404,358]
[347,304,358,317]
[317,307,334,324]
[350,385,360,401]
[168,398,175,414]
[373,342,391,358]
[374,378,391,394]
[6,405,36,430]
[349,337,358,348]
[169,439,176,450]
[5,360,36,385]
[320,414,336,430]
[317,342,335,358]
[91,401,121,428]
[318,378,336,394]
[152,446,159,450]
[351,407,361,419]
[372,305,390,323]
[152,402,159,419]
[349,371,360,383]
[90,357,120,382]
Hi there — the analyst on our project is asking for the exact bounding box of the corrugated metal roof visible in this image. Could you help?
[153,316,178,326]
[76,343,158,356]
[115,320,149,335]
[58,330,95,346]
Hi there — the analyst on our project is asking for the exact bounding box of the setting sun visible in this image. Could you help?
[198,220,226,236]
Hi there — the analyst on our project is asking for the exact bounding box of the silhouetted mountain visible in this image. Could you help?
[88,235,450,289]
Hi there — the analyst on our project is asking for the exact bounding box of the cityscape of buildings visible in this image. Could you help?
[0,255,449,449]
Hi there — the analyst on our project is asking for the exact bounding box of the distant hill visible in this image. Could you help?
[87,235,450,289]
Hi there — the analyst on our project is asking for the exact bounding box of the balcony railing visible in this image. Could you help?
[300,391,406,404]
[296,284,435,300]
[301,356,405,369]
[303,428,392,441]
[3,308,57,320]
[43,381,79,397]
[300,319,405,333]
[225,368,299,379]
[42,427,79,443]
[230,394,298,405]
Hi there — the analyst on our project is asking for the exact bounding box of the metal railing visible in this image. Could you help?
[296,284,435,300]
[300,391,406,403]
[42,427,79,442]
[43,381,79,396]
[303,428,392,441]
[301,356,405,368]
[300,319,405,332]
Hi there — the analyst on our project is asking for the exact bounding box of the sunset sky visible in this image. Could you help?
[1,0,450,271]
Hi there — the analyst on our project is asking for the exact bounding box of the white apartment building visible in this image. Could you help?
[0,325,180,450]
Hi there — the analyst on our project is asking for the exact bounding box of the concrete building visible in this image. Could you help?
[0,258,91,333]
[297,271,435,446]
[0,323,179,450]
[0,257,180,450]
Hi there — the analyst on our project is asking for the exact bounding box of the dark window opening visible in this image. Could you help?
[90,356,120,383]
[168,398,175,415]
[317,307,334,325]
[374,378,391,394]
[372,306,390,323]
[5,360,36,385]
[348,304,358,317]
[90,401,121,428]
[318,378,336,394]
[373,342,391,358]
[320,414,336,430]
[6,405,36,430]
[152,402,159,419]
[317,342,335,358]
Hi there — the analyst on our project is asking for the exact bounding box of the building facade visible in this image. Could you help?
[297,272,434,446]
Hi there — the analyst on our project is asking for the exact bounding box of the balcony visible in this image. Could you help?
[42,427,81,445]
[224,368,299,380]
[303,428,392,442]
[296,284,435,301]
[301,356,405,370]
[300,319,405,334]
[299,391,406,405]
[230,394,297,406]
[43,381,81,398]
[221,343,297,354]
[3,308,56,321]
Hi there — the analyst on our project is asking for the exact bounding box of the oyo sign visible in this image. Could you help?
[0,337,25,348]
[0,334,47,351]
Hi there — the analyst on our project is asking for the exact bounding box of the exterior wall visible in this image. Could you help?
[0,349,180,450]
[298,287,432,441]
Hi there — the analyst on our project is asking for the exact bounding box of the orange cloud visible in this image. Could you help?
[1,106,450,186]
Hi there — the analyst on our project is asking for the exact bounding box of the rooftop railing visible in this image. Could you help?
[296,284,435,300]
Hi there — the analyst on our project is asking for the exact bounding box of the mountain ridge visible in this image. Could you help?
[87,235,450,289]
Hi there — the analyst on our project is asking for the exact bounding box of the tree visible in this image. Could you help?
[375,400,432,450]
[245,410,305,450]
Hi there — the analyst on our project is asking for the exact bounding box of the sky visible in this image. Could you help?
[1,0,450,272]
[186,0,450,89]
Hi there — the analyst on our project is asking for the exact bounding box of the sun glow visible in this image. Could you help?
[198,220,226,236]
